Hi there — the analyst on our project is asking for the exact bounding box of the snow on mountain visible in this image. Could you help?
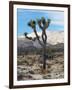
[28,30,64,45]
[18,35,25,40]
[46,31,64,45]
[18,30,64,48]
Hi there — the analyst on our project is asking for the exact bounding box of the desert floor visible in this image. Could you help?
[17,53,64,81]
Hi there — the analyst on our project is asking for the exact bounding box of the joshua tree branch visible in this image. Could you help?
[37,20,43,30]
[33,28,43,46]
[25,36,37,41]
[38,23,43,30]
[42,30,47,44]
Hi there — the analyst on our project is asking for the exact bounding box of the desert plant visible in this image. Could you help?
[24,17,51,70]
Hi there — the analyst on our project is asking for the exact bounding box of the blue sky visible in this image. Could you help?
[17,9,64,36]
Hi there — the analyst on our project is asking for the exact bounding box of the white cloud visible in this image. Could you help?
[50,21,64,26]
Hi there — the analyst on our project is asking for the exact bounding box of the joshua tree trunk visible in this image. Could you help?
[43,45,46,69]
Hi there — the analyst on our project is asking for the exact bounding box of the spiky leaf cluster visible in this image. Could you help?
[37,17,51,30]
[28,20,36,29]
[24,32,28,36]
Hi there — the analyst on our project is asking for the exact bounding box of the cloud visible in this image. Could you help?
[50,21,64,26]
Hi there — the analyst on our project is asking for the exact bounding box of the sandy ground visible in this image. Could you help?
[17,54,64,81]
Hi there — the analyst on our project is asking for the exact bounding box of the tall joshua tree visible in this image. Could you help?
[24,17,51,70]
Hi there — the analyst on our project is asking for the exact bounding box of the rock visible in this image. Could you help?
[43,74,51,79]
[29,70,35,74]
[32,74,43,80]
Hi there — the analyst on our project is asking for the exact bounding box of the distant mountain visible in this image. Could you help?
[18,38,33,48]
[18,30,64,48]
[28,30,64,45]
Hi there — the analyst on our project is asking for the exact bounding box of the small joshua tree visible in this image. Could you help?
[24,17,51,70]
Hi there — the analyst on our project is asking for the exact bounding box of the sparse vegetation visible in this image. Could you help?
[17,52,64,80]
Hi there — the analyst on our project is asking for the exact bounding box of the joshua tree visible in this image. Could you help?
[24,17,51,70]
